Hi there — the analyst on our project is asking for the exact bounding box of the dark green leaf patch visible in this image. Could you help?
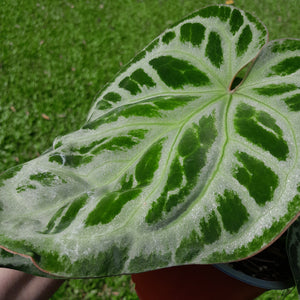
[82,107,117,129]
[175,230,203,263]
[91,136,140,155]
[217,189,249,234]
[17,172,67,193]
[52,193,89,233]
[49,153,64,165]
[129,251,171,272]
[16,184,37,193]
[73,138,108,154]
[256,111,283,135]
[283,94,300,111]
[149,56,210,89]
[29,172,65,186]
[197,5,231,21]
[30,249,71,274]
[162,31,176,44]
[119,104,161,118]
[236,25,252,57]
[205,32,223,68]
[85,192,117,226]
[41,194,88,234]
[119,68,156,96]
[230,9,244,35]
[145,194,166,224]
[135,139,164,186]
[128,129,148,139]
[103,92,121,103]
[183,148,207,181]
[131,69,156,88]
[245,12,267,46]
[197,5,220,18]
[217,5,232,21]
[198,113,218,147]
[84,104,160,129]
[119,77,141,95]
[145,156,185,224]
[41,204,68,234]
[170,6,230,27]
[54,141,62,149]
[85,189,141,226]
[166,156,183,190]
[178,128,198,157]
[0,249,14,258]
[129,51,146,66]
[233,152,279,206]
[268,57,300,77]
[78,244,129,277]
[49,153,93,167]
[271,39,300,53]
[120,174,134,190]
[96,100,112,110]
[0,165,23,187]
[199,211,222,244]
[145,38,159,53]
[234,103,289,161]
[153,96,195,110]
[180,23,205,46]
[254,84,298,96]
[146,114,217,224]
[96,92,122,110]
[81,130,147,156]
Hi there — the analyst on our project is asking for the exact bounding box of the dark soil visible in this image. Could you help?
[228,232,293,282]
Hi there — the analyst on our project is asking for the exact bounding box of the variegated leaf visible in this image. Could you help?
[0,5,299,278]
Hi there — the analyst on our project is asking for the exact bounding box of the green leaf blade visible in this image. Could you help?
[0,6,299,280]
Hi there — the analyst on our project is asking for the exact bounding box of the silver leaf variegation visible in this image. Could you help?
[0,5,299,278]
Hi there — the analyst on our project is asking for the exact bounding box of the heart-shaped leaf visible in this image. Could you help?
[0,5,299,278]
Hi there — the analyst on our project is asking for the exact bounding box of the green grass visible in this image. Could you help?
[1,0,299,299]
[257,288,298,300]
[51,276,138,300]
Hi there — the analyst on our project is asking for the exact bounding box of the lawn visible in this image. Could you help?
[1,0,299,299]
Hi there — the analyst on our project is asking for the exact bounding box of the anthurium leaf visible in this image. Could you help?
[0,5,299,278]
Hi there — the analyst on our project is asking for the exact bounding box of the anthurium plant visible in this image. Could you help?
[0,3,299,292]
